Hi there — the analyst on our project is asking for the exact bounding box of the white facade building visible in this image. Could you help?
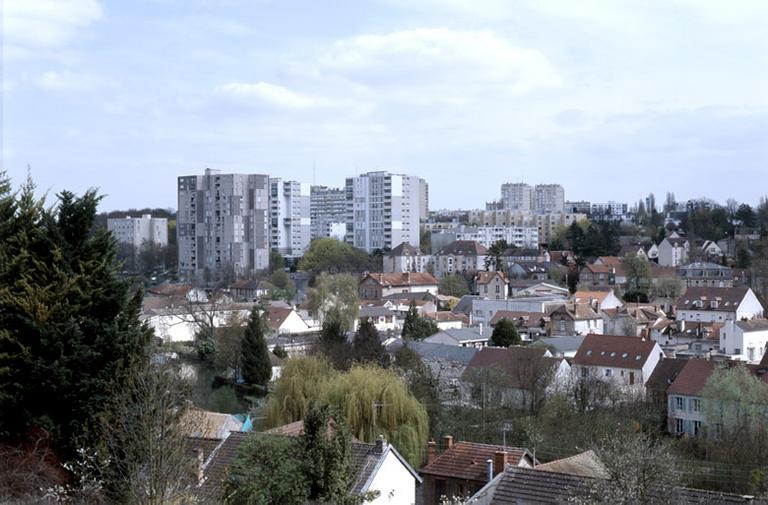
[533,184,565,214]
[107,214,168,249]
[177,169,270,281]
[675,287,764,323]
[454,226,539,249]
[657,237,690,267]
[310,185,347,240]
[345,171,425,252]
[720,319,768,362]
[269,178,311,258]
[500,183,533,211]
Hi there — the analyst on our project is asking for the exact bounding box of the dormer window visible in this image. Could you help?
[710,300,718,309]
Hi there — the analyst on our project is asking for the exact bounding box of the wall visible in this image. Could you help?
[366,449,417,505]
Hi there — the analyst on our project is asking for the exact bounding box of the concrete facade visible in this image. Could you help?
[269,178,310,258]
[108,214,168,249]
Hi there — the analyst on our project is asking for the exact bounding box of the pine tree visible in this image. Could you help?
[401,301,438,340]
[302,404,353,503]
[353,318,388,367]
[0,181,152,459]
[490,318,522,347]
[241,307,272,387]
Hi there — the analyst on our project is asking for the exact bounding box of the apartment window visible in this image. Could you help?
[604,368,612,377]
[735,348,741,354]
[693,420,702,436]
[675,418,684,434]
[691,398,702,412]
[675,396,685,411]
[581,367,589,378]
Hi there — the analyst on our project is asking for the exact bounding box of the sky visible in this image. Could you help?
[2,0,768,212]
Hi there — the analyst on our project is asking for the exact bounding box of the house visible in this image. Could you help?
[666,359,719,437]
[572,334,664,392]
[530,335,586,359]
[196,431,422,505]
[467,465,758,505]
[646,243,660,261]
[572,290,623,311]
[420,436,535,505]
[658,237,690,267]
[228,279,274,301]
[501,248,548,264]
[579,264,617,288]
[674,286,764,323]
[507,261,552,281]
[549,303,604,336]
[383,241,432,273]
[472,271,509,300]
[700,240,724,261]
[147,283,209,303]
[511,281,569,298]
[359,272,440,300]
[433,240,487,278]
[645,357,688,409]
[398,340,478,401]
[422,311,468,330]
[677,262,734,287]
[469,296,567,327]
[489,310,548,341]
[183,408,252,439]
[266,306,312,334]
[720,319,768,362]
[461,346,570,409]
[357,305,398,332]
[602,304,668,338]
[618,244,649,260]
[424,326,493,348]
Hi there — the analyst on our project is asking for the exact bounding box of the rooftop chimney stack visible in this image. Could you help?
[486,458,494,483]
[443,435,454,450]
[427,439,438,464]
[376,435,386,454]
[494,451,507,477]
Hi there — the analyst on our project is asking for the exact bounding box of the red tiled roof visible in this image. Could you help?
[675,286,751,311]
[421,441,529,482]
[266,306,294,330]
[362,272,439,287]
[423,311,469,323]
[573,334,659,368]
[668,360,768,397]
[474,271,509,285]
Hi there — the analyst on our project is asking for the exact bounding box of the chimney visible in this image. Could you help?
[443,435,454,450]
[376,434,386,454]
[486,458,494,483]
[494,451,506,477]
[194,448,205,486]
[427,439,437,464]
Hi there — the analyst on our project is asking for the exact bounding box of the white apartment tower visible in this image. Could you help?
[107,214,168,249]
[534,184,565,214]
[177,169,270,282]
[501,183,533,211]
[345,171,424,252]
[269,178,311,258]
[310,185,347,240]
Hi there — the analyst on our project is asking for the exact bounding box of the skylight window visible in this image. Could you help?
[610,352,616,357]
[586,350,592,356]
[622,352,628,358]
[635,355,642,360]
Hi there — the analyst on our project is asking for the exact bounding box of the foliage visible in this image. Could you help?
[241,307,272,387]
[736,204,757,228]
[99,361,198,505]
[700,364,768,465]
[401,301,439,340]
[298,238,370,275]
[622,290,650,304]
[318,307,354,370]
[272,344,288,360]
[225,435,309,505]
[353,318,389,368]
[0,175,152,460]
[620,253,652,293]
[737,247,752,269]
[213,311,246,377]
[302,404,356,503]
[439,272,470,297]
[681,205,732,241]
[265,357,336,427]
[484,239,508,271]
[489,318,521,347]
[308,272,360,328]
[266,358,428,466]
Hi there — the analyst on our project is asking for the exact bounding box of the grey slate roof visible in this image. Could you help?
[735,319,768,332]
[360,306,396,318]
[530,335,586,355]
[472,466,760,505]
[452,295,480,315]
[425,326,492,345]
[406,340,479,365]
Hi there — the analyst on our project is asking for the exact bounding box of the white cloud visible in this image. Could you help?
[36,70,96,91]
[215,82,330,109]
[318,29,561,103]
[3,0,102,50]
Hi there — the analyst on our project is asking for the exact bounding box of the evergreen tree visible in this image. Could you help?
[566,221,586,255]
[302,404,354,503]
[273,344,288,359]
[353,318,388,368]
[401,301,439,340]
[490,318,522,347]
[0,179,152,459]
[241,307,272,387]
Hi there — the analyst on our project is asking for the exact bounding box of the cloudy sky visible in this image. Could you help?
[2,0,767,211]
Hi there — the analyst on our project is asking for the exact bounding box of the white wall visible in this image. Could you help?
[366,449,417,505]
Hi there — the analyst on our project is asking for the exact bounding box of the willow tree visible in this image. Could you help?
[324,365,429,466]
[265,356,336,427]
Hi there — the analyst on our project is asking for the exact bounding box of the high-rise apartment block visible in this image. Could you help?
[345,171,425,252]
[533,184,565,214]
[107,214,168,249]
[177,169,270,281]
[310,185,347,240]
[501,183,533,211]
[269,179,311,259]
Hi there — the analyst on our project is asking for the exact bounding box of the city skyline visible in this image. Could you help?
[3,0,768,211]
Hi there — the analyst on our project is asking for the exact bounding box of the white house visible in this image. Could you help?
[720,319,768,362]
[572,334,664,393]
[383,242,432,273]
[358,305,399,332]
[675,286,764,323]
[266,306,313,334]
[657,237,690,267]
[425,326,493,348]
[549,303,604,336]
